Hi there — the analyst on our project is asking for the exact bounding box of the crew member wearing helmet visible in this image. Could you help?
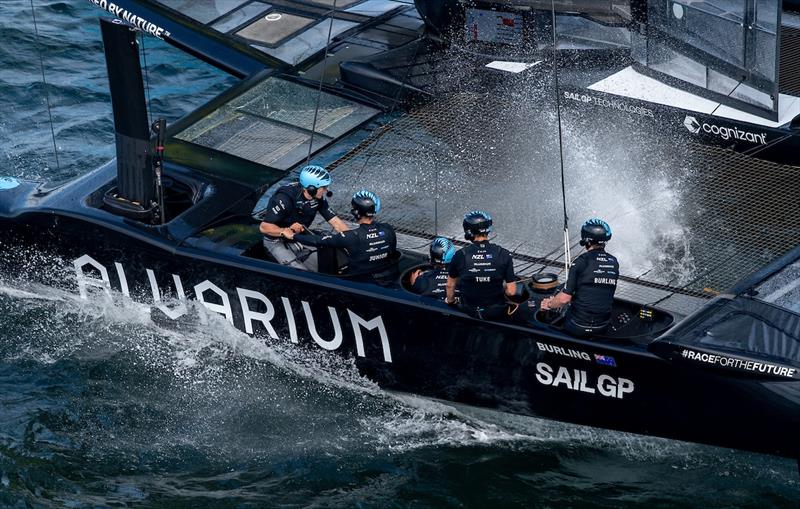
[292,190,397,276]
[445,211,519,320]
[410,237,457,299]
[540,218,619,338]
[259,165,347,270]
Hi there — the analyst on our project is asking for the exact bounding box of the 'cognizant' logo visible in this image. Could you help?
[683,116,767,145]
[683,116,701,133]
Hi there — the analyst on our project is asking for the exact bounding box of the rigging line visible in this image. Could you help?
[706,74,786,159]
[513,232,584,274]
[709,35,772,120]
[539,240,580,272]
[530,184,678,276]
[551,0,570,276]
[633,265,657,280]
[657,244,737,292]
[532,163,668,273]
[434,167,439,235]
[708,78,741,118]
[668,256,732,294]
[517,243,584,276]
[646,291,675,308]
[29,0,60,172]
[353,35,424,178]
[306,0,339,165]
[514,229,586,275]
[745,133,793,158]
[644,236,735,294]
[140,32,153,126]
[533,195,660,272]
[502,239,534,271]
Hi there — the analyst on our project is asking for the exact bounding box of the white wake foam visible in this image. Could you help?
[0,279,778,471]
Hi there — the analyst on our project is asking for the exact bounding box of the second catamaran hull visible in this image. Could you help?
[1,208,799,460]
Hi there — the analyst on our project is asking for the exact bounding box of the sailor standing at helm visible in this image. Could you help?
[410,237,457,300]
[293,190,397,276]
[259,165,348,271]
[540,218,619,338]
[445,211,519,320]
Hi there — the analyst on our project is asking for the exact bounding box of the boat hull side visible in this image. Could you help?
[1,212,799,459]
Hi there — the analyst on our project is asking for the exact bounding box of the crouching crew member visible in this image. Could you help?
[293,190,397,276]
[259,165,348,271]
[541,218,619,338]
[410,237,457,300]
[445,211,519,320]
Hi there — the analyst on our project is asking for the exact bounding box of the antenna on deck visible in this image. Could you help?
[307,0,339,165]
[152,118,167,225]
[29,0,61,173]
[551,0,571,278]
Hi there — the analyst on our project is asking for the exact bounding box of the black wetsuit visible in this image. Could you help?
[260,183,339,270]
[563,248,619,337]
[411,266,451,300]
[293,222,397,275]
[261,183,336,229]
[448,241,515,319]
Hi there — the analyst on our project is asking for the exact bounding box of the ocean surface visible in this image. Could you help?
[1,1,799,507]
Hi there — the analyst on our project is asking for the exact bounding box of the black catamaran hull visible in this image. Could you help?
[2,0,798,469]
[2,194,798,460]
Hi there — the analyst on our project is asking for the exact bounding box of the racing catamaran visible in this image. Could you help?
[1,0,799,464]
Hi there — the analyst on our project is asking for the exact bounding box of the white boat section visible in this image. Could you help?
[589,66,800,128]
[485,60,542,73]
[758,261,800,314]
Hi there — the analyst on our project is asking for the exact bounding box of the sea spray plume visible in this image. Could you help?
[321,48,696,286]
[0,270,714,464]
[0,276,541,462]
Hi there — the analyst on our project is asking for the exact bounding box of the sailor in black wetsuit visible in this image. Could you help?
[292,190,397,277]
[541,218,619,338]
[259,165,348,270]
[445,211,520,320]
[410,237,456,300]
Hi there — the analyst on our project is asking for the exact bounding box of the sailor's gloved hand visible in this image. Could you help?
[445,296,460,307]
[288,222,305,233]
[280,228,295,240]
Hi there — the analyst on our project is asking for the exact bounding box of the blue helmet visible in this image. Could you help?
[299,165,331,192]
[351,190,381,219]
[430,237,455,265]
[463,210,493,240]
[580,218,612,246]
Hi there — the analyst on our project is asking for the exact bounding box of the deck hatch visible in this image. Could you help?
[175,77,378,170]
[158,0,249,24]
[234,78,372,136]
[212,3,273,33]
[345,0,407,17]
[252,18,360,65]
[299,0,364,7]
[236,11,316,46]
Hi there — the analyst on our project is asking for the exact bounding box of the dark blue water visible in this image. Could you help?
[1,1,799,507]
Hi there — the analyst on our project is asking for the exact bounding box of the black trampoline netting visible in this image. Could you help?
[324,89,800,297]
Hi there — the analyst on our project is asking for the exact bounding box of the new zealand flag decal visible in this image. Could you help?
[379,231,385,236]
[594,354,617,367]
[486,254,493,259]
